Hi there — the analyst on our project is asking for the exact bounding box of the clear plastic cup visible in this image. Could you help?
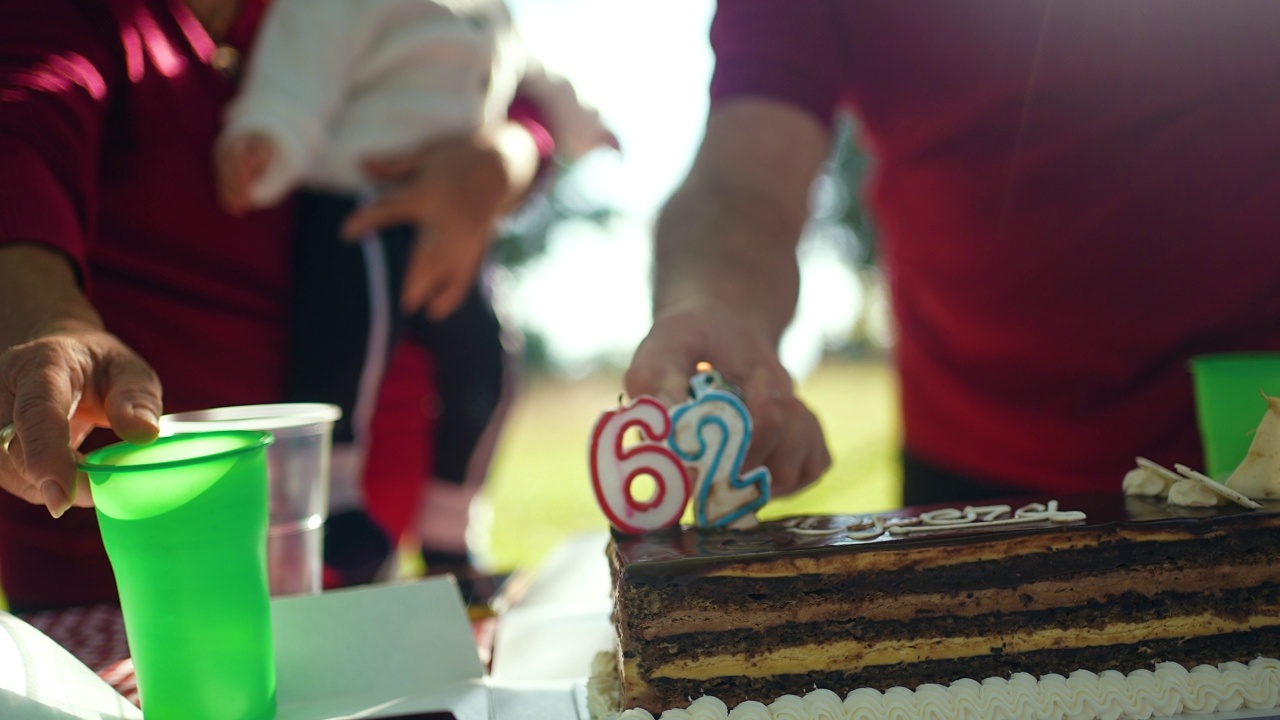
[81,430,277,720]
[1189,352,1280,478]
[160,403,342,596]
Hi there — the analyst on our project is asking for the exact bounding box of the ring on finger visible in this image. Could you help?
[0,423,14,453]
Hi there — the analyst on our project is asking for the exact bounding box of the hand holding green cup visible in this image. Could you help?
[81,430,278,720]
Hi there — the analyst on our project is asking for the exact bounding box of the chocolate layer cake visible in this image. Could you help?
[606,494,1280,714]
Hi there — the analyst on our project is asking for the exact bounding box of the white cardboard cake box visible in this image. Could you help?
[0,576,588,720]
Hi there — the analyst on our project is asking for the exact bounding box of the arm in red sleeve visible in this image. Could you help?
[0,2,162,517]
[0,0,123,283]
[710,0,849,128]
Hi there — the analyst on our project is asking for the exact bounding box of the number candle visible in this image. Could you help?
[668,371,771,529]
[589,396,692,535]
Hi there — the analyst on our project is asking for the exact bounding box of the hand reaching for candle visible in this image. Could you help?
[625,302,831,499]
[625,99,834,499]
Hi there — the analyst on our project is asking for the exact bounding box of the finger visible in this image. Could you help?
[400,266,450,316]
[341,192,433,241]
[625,335,699,407]
[423,275,470,321]
[240,135,274,177]
[11,370,80,517]
[214,151,248,216]
[766,404,831,497]
[398,237,449,315]
[797,421,833,488]
[0,435,45,506]
[419,230,487,320]
[101,356,162,445]
[70,467,94,509]
[738,365,786,466]
[215,137,270,216]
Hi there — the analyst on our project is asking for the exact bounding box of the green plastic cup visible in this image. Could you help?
[1189,352,1280,479]
[81,431,278,720]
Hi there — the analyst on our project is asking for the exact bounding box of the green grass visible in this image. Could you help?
[480,358,902,573]
[0,359,901,610]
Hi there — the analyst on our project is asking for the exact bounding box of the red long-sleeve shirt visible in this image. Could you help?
[0,0,296,609]
[1,0,294,412]
[0,0,552,610]
[712,0,1280,493]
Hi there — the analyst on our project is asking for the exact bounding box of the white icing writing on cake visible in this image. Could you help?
[793,501,1087,542]
[890,501,1086,535]
[613,658,1280,720]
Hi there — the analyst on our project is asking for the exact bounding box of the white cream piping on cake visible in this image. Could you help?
[1124,456,1264,510]
[1126,392,1280,508]
[1122,458,1178,497]
[612,658,1280,720]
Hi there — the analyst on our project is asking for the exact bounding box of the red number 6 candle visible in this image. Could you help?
[589,396,692,535]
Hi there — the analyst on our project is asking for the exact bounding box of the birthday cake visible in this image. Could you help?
[596,494,1280,718]
[587,384,1280,719]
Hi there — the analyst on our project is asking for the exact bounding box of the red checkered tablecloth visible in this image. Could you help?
[20,604,139,706]
[21,601,497,709]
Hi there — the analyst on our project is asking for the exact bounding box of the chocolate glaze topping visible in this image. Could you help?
[612,492,1280,575]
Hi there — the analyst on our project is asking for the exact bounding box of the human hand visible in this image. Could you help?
[624,303,832,498]
[340,123,538,320]
[214,132,276,216]
[0,324,162,517]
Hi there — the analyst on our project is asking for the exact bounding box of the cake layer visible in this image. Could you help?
[608,494,1280,714]
[624,550,1280,635]
[628,586,1280,673]
[625,562,1277,638]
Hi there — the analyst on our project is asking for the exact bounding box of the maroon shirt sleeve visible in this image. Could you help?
[709,0,851,127]
[0,0,123,284]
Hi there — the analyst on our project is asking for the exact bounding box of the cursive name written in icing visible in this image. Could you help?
[824,501,1086,541]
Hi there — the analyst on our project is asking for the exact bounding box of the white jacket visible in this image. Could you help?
[221,0,608,207]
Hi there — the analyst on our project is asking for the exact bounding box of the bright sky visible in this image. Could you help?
[499,0,715,375]
[507,0,716,215]
[502,0,862,378]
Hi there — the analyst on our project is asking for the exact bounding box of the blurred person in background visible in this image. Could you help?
[214,0,615,585]
[625,0,1280,507]
[0,0,582,610]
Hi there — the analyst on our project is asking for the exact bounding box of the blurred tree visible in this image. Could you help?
[802,112,892,355]
[812,111,879,269]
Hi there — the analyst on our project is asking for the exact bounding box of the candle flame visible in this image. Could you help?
[695,361,713,372]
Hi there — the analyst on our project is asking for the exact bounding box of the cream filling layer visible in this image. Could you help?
[632,562,1280,639]
[650,612,1280,681]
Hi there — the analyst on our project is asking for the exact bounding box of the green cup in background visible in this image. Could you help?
[1189,352,1280,479]
[81,431,278,720]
